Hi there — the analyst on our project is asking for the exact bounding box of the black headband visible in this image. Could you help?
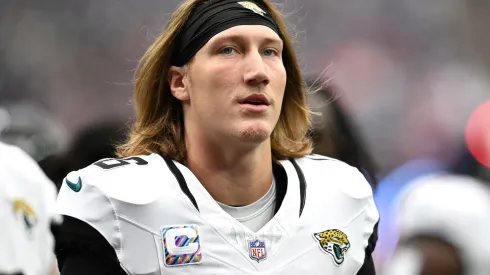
[171,0,281,66]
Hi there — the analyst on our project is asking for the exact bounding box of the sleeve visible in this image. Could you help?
[350,166,379,275]
[356,221,378,275]
[56,216,126,275]
[55,170,126,275]
[339,165,379,275]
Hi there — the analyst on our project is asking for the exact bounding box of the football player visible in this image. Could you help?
[55,1,379,274]
[0,141,60,275]
[382,174,490,275]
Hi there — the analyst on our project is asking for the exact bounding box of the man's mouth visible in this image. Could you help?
[239,94,270,106]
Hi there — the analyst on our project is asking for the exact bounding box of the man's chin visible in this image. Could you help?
[236,126,271,143]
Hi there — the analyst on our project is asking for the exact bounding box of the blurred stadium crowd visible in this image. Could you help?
[1,0,490,274]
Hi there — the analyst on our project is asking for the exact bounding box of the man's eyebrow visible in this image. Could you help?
[211,33,283,46]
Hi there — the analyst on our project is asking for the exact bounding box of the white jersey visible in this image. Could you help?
[56,153,379,275]
[217,177,277,232]
[385,174,490,275]
[0,142,60,275]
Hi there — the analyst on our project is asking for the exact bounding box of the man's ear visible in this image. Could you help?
[168,66,190,101]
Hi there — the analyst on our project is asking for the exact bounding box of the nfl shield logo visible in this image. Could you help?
[248,239,267,262]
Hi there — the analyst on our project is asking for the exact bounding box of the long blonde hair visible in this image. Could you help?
[117,0,313,162]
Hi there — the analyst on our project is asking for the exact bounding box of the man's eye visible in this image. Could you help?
[263,49,277,56]
[220,47,235,55]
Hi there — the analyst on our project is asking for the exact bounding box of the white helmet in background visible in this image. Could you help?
[0,101,67,162]
[384,174,490,275]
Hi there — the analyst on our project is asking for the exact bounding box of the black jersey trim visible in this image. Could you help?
[355,221,378,275]
[289,158,307,217]
[161,155,199,211]
[56,216,127,275]
[272,161,288,215]
[304,154,338,161]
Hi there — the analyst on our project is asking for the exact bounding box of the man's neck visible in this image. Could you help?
[185,135,273,206]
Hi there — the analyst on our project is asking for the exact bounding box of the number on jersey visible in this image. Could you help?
[93,157,148,170]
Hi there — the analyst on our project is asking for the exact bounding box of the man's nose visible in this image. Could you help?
[243,52,270,87]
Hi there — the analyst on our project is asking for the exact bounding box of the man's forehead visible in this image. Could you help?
[210,25,282,44]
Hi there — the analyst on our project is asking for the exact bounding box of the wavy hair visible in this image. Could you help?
[117,0,313,162]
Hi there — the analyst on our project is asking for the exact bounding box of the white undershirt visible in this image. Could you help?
[217,178,276,232]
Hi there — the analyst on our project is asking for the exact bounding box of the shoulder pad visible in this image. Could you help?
[295,155,374,199]
[293,155,379,247]
[0,142,51,183]
[56,153,168,255]
[0,142,59,222]
[66,154,167,205]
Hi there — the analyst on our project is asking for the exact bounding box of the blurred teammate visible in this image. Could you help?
[383,173,490,274]
[0,141,60,275]
[55,1,379,274]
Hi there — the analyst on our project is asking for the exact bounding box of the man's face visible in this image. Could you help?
[179,25,286,144]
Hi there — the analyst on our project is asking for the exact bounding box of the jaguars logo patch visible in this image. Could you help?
[237,1,267,16]
[313,229,350,265]
[13,199,37,232]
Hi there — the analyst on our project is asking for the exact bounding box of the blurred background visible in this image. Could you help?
[1,0,490,272]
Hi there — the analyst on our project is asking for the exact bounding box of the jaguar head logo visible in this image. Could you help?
[313,229,350,265]
[237,1,267,16]
[13,199,37,231]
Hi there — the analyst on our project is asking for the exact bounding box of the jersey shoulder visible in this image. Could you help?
[294,154,379,260]
[56,153,170,256]
[0,142,53,187]
[62,153,169,204]
[295,154,374,200]
[0,141,58,215]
